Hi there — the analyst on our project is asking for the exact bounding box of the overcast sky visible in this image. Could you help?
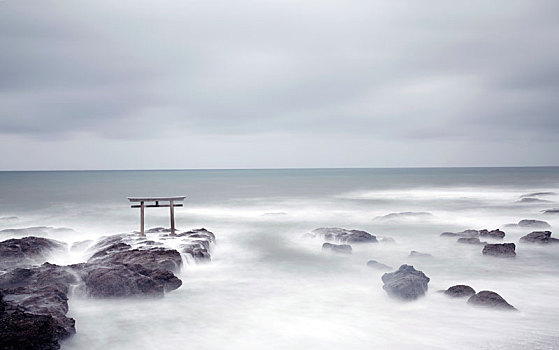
[1,0,558,170]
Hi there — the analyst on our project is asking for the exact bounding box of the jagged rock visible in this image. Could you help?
[312,227,377,243]
[176,228,216,262]
[444,285,476,298]
[0,291,73,350]
[505,219,551,229]
[0,236,67,270]
[77,263,182,298]
[409,250,432,258]
[366,260,392,270]
[479,229,505,239]
[467,290,516,310]
[520,231,559,244]
[482,243,516,257]
[457,237,486,245]
[322,242,352,254]
[382,265,430,300]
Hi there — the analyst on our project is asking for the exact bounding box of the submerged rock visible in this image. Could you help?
[312,227,377,243]
[382,265,430,301]
[467,290,516,310]
[441,229,480,238]
[0,236,67,270]
[482,243,516,257]
[375,212,432,220]
[176,228,216,262]
[519,231,559,244]
[543,208,559,214]
[366,260,392,270]
[518,197,551,203]
[457,237,486,245]
[409,250,432,258]
[520,191,557,198]
[444,285,476,298]
[322,242,352,254]
[505,219,551,229]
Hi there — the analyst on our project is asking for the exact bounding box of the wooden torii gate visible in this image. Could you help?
[128,196,186,236]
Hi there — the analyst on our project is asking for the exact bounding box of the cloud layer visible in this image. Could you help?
[1,0,558,169]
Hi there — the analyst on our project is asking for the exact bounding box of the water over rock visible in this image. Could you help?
[519,231,559,244]
[444,285,476,298]
[467,290,516,310]
[322,242,352,254]
[457,237,486,245]
[311,227,378,243]
[0,236,67,271]
[176,228,216,262]
[375,212,433,220]
[505,219,551,229]
[482,243,516,257]
[441,229,480,238]
[381,264,430,301]
[366,260,392,270]
[518,197,551,203]
[409,250,432,258]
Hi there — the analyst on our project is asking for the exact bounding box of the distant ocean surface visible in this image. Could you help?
[1,167,559,349]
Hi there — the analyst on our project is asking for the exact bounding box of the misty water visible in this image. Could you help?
[1,168,559,349]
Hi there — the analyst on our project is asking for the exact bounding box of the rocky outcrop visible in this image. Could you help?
[457,237,486,245]
[444,285,476,298]
[322,242,352,254]
[519,231,559,244]
[176,228,216,262]
[311,227,377,243]
[381,265,430,300]
[0,263,78,349]
[482,243,516,257]
[0,236,67,271]
[505,219,551,229]
[366,260,392,270]
[467,290,516,310]
[479,229,505,239]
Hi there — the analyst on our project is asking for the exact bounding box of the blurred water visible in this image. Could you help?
[1,167,558,349]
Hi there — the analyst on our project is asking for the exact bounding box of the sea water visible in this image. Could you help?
[1,168,558,349]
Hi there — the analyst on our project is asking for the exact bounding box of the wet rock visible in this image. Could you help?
[444,285,476,298]
[479,229,505,239]
[322,242,352,254]
[181,242,211,262]
[482,243,516,257]
[505,219,551,229]
[79,263,182,298]
[176,228,216,262]
[457,237,486,245]
[1,291,74,350]
[409,250,432,258]
[88,245,182,272]
[519,231,559,244]
[381,264,430,300]
[0,236,67,270]
[312,227,377,243]
[467,290,516,310]
[366,260,392,270]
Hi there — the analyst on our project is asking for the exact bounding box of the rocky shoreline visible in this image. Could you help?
[0,228,216,349]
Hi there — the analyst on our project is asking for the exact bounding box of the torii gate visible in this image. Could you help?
[128,196,186,236]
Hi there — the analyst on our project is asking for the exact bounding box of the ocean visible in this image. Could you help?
[1,167,559,349]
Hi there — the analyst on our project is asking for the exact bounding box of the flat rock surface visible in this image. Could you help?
[482,243,516,257]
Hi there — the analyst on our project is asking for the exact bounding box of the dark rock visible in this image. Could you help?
[409,250,432,258]
[80,263,182,298]
[441,229,480,238]
[1,291,74,350]
[312,228,377,243]
[457,237,486,245]
[0,236,67,270]
[444,285,476,298]
[482,243,516,257]
[381,264,430,300]
[467,290,516,310]
[176,228,216,243]
[441,232,459,237]
[479,229,505,239]
[520,231,559,244]
[543,208,559,214]
[322,242,352,254]
[366,260,392,270]
[88,246,182,273]
[181,242,211,262]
